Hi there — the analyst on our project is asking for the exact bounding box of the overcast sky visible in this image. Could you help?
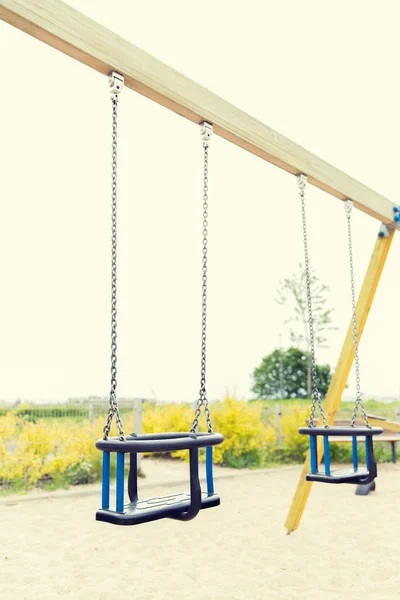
[1,0,399,403]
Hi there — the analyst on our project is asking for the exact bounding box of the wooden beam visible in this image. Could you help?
[285,229,395,534]
[1,0,399,226]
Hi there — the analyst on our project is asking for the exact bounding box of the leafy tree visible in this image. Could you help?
[251,347,332,400]
[276,264,336,396]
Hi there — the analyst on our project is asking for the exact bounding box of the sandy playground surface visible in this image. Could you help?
[1,459,400,600]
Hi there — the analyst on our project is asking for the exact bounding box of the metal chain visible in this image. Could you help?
[297,175,329,428]
[191,123,213,434]
[103,73,125,441]
[344,201,370,428]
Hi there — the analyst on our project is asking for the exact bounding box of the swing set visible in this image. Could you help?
[1,0,399,532]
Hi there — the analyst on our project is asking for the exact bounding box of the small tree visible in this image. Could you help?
[276,264,336,396]
[251,347,331,400]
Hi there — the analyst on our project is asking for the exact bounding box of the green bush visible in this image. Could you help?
[329,442,394,465]
[65,461,99,485]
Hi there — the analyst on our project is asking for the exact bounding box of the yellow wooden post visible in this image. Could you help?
[285,229,395,533]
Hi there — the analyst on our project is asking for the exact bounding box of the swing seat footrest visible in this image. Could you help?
[96,491,220,525]
[306,468,375,485]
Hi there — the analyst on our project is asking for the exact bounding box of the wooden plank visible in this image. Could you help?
[367,417,400,434]
[284,230,395,534]
[1,0,399,226]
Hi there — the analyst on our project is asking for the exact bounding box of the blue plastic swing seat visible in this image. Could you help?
[95,431,224,526]
[298,426,383,485]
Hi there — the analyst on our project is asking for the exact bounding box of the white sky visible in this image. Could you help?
[1,0,399,403]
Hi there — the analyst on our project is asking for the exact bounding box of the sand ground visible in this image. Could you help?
[1,459,400,600]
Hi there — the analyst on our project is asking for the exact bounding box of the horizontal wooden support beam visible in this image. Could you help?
[1,0,399,226]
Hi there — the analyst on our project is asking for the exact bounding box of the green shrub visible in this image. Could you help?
[329,441,394,465]
[65,461,99,485]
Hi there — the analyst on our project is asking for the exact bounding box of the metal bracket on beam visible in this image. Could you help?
[378,223,390,238]
[200,121,213,144]
[109,71,124,99]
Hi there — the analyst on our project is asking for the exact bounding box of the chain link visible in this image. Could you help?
[191,124,213,434]
[103,78,125,441]
[297,175,329,428]
[344,201,370,428]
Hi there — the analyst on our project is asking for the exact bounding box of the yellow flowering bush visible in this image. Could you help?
[143,402,193,437]
[279,405,310,462]
[0,412,105,491]
[211,398,268,467]
[0,400,310,492]
[0,412,25,483]
[143,397,270,468]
